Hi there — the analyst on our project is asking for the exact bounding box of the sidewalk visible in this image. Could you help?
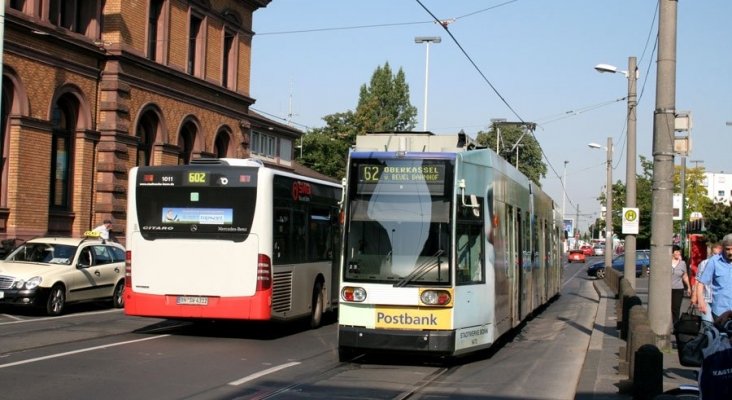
[575,279,697,399]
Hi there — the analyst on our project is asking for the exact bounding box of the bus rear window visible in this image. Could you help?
[134,167,257,241]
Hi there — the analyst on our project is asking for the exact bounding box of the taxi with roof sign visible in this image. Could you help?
[0,231,126,315]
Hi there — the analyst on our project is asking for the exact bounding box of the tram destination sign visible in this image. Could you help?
[358,164,445,184]
[137,167,258,187]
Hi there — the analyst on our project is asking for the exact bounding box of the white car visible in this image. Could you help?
[0,235,126,315]
[593,245,605,256]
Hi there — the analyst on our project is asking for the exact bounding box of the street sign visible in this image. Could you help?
[622,207,639,235]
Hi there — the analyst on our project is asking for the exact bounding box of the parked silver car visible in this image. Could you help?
[0,235,126,315]
[593,245,605,256]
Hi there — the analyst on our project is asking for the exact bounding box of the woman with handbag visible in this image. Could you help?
[672,245,691,323]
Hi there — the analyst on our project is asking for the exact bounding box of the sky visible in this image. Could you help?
[250,0,732,233]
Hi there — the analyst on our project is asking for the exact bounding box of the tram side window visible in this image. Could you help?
[456,199,484,284]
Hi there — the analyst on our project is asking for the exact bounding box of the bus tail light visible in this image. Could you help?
[420,290,451,306]
[256,254,272,291]
[125,250,132,288]
[341,286,366,302]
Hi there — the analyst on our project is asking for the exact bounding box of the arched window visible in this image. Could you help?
[50,96,77,210]
[136,111,159,166]
[178,122,197,164]
[213,129,231,158]
[1,76,12,207]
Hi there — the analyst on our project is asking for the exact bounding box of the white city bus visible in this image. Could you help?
[337,132,563,359]
[124,158,341,327]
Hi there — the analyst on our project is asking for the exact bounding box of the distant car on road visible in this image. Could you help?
[580,245,594,256]
[0,234,126,315]
[568,249,586,263]
[593,245,605,256]
[587,250,651,279]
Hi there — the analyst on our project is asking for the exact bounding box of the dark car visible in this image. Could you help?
[587,250,651,279]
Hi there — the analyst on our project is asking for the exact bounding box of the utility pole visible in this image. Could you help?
[648,0,677,343]
[576,204,580,241]
[604,137,613,272]
[624,56,638,289]
[562,161,569,223]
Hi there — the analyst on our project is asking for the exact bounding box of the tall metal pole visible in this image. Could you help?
[680,156,687,253]
[624,56,638,289]
[422,41,431,131]
[415,37,440,131]
[562,161,568,222]
[605,137,613,271]
[648,0,677,342]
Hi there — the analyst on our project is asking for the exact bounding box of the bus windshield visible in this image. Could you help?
[344,157,453,285]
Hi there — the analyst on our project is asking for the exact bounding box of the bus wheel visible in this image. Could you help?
[310,282,324,329]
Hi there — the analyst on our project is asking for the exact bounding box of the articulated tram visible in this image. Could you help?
[337,132,563,360]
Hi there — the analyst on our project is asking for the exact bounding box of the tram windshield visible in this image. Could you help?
[344,157,453,285]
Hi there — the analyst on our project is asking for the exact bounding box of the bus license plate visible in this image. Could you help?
[176,296,208,305]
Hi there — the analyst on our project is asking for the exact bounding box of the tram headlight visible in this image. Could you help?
[420,290,451,306]
[341,286,366,302]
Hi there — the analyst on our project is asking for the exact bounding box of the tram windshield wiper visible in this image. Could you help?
[393,249,444,288]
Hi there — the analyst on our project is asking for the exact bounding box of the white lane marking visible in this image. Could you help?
[562,264,585,288]
[228,361,301,386]
[0,313,24,321]
[0,334,170,369]
[0,309,123,325]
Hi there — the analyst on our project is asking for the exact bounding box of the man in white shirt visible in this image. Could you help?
[92,219,113,240]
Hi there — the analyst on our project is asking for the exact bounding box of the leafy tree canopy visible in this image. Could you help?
[296,62,417,179]
[475,124,547,186]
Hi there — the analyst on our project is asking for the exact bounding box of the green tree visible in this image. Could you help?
[701,202,732,243]
[298,112,356,179]
[596,156,654,249]
[673,165,713,232]
[296,62,418,179]
[354,62,417,133]
[475,125,547,186]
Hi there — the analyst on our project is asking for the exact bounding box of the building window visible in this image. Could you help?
[250,131,278,158]
[48,0,99,37]
[147,0,166,62]
[718,191,725,197]
[187,13,205,76]
[279,139,292,162]
[136,111,159,166]
[1,76,11,207]
[213,130,230,158]
[50,100,76,210]
[10,0,27,12]
[222,29,237,89]
[178,122,197,164]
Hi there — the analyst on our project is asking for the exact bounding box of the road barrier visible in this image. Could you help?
[601,269,663,399]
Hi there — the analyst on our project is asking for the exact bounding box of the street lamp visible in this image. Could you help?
[562,160,569,223]
[415,36,441,132]
[595,56,638,287]
[589,138,613,274]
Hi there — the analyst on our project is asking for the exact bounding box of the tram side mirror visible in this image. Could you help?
[470,194,480,218]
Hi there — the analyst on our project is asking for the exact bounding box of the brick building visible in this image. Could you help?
[1,0,305,242]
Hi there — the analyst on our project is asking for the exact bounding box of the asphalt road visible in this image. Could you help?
[0,259,602,400]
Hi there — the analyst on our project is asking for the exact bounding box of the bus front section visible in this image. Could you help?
[338,154,458,359]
